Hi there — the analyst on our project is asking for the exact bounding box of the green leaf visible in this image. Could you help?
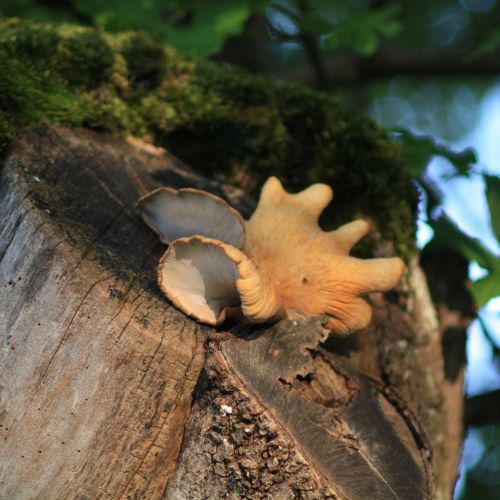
[472,273,500,308]
[353,31,378,56]
[472,28,500,58]
[393,128,477,178]
[166,2,252,57]
[394,132,436,176]
[322,4,400,56]
[426,215,500,307]
[298,14,334,35]
[485,175,500,245]
[74,0,169,34]
[427,216,497,270]
[378,19,401,37]
[74,0,267,57]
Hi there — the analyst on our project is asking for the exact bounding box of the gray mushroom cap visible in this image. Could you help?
[137,187,245,248]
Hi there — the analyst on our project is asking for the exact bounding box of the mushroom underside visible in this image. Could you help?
[158,237,242,325]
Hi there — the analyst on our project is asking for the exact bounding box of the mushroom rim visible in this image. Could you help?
[136,186,247,246]
[157,235,245,326]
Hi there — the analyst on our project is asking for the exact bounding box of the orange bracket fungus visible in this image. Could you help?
[137,177,405,336]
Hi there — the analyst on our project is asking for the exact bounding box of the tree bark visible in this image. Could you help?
[0,125,461,499]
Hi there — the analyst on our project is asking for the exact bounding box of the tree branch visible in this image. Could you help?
[277,49,500,87]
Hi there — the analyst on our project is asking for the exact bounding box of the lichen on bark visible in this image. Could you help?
[0,17,417,258]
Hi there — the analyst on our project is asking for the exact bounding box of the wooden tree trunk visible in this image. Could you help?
[0,125,462,499]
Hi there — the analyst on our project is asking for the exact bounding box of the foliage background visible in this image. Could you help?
[1,1,499,498]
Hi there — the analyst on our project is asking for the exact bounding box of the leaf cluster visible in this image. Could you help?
[395,129,499,309]
[268,0,400,56]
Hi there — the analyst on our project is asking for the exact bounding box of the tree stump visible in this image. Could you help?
[0,125,459,499]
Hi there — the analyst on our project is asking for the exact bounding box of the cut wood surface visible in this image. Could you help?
[0,125,457,499]
[0,124,223,498]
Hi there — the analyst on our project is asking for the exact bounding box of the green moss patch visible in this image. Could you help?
[0,17,417,257]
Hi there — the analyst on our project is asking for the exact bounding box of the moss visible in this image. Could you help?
[0,17,417,258]
[120,32,166,91]
[0,111,14,151]
[56,28,114,89]
[0,19,60,59]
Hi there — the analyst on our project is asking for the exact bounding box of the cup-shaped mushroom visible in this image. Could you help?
[158,236,242,325]
[158,236,283,326]
[137,188,245,248]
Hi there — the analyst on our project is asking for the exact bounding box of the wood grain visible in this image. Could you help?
[0,125,217,498]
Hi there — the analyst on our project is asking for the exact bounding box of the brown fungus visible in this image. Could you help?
[137,177,405,335]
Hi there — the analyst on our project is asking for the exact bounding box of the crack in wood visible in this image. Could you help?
[138,312,171,386]
[112,298,147,345]
[116,327,200,498]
